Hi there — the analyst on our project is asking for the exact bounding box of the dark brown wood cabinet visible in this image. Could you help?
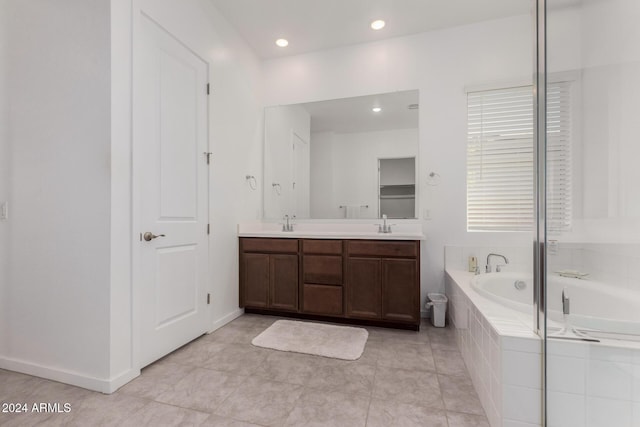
[346,257,382,319]
[345,240,420,325]
[269,254,299,311]
[301,239,344,316]
[240,237,420,329]
[241,253,270,308]
[382,258,418,322]
[240,238,299,312]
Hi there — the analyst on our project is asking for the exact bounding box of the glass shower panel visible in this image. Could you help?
[545,0,640,426]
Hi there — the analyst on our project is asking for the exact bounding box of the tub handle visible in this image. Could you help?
[562,288,570,315]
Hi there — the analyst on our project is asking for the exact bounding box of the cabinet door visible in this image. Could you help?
[270,254,299,311]
[382,258,418,323]
[346,257,382,319]
[302,284,343,316]
[241,253,269,308]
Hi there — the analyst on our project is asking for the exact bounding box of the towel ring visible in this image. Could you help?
[427,172,441,186]
[245,175,257,190]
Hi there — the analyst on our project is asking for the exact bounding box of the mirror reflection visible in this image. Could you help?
[263,90,419,220]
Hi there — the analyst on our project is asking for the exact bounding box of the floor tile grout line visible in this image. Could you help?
[206,373,254,422]
[364,364,379,427]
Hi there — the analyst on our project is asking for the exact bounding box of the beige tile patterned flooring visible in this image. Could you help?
[0,315,489,427]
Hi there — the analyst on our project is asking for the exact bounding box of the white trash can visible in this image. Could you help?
[426,293,448,327]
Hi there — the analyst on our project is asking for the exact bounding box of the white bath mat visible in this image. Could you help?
[251,320,368,361]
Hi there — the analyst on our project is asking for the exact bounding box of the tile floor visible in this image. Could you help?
[0,315,489,427]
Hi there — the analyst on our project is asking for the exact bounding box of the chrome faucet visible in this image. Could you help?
[377,214,393,234]
[486,253,509,273]
[281,214,295,232]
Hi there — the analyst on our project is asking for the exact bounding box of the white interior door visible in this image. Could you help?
[292,131,310,218]
[135,15,210,367]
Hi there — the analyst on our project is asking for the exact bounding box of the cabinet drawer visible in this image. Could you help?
[302,284,343,316]
[303,255,343,285]
[241,238,298,254]
[347,240,418,258]
[302,239,343,255]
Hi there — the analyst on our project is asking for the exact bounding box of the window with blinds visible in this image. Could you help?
[466,82,572,232]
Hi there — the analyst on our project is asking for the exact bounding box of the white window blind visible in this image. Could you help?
[467,82,572,232]
[546,83,572,232]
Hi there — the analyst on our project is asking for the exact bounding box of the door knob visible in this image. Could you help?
[143,232,165,242]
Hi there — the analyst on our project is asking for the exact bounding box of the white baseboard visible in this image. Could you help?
[106,368,140,393]
[207,308,244,334]
[0,356,139,394]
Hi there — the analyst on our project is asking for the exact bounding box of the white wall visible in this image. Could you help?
[3,0,112,384]
[543,0,640,244]
[109,0,134,387]
[0,0,9,357]
[263,104,310,219]
[310,128,418,219]
[579,0,640,223]
[263,15,540,300]
[1,0,264,392]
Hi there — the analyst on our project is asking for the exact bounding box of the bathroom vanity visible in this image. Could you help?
[238,224,423,330]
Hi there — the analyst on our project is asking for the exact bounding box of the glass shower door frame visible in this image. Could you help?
[534,0,548,425]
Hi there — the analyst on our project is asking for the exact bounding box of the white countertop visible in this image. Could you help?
[237,221,424,240]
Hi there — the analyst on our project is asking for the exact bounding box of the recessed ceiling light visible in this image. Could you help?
[370,20,385,30]
[275,38,289,47]
[372,107,382,113]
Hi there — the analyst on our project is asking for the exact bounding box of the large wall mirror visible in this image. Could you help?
[263,90,419,220]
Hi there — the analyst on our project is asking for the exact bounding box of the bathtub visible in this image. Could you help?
[471,272,640,337]
[445,267,640,427]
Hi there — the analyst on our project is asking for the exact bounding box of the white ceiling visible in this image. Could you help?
[301,90,418,134]
[210,0,532,59]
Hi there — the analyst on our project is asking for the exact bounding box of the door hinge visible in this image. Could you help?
[203,152,212,164]
[207,223,210,234]
[206,83,210,95]
[207,293,211,304]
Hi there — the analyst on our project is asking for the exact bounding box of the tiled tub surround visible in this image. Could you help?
[446,269,541,427]
[445,245,640,427]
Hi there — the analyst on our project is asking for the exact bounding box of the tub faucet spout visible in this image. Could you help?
[562,288,570,315]
[486,253,509,273]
